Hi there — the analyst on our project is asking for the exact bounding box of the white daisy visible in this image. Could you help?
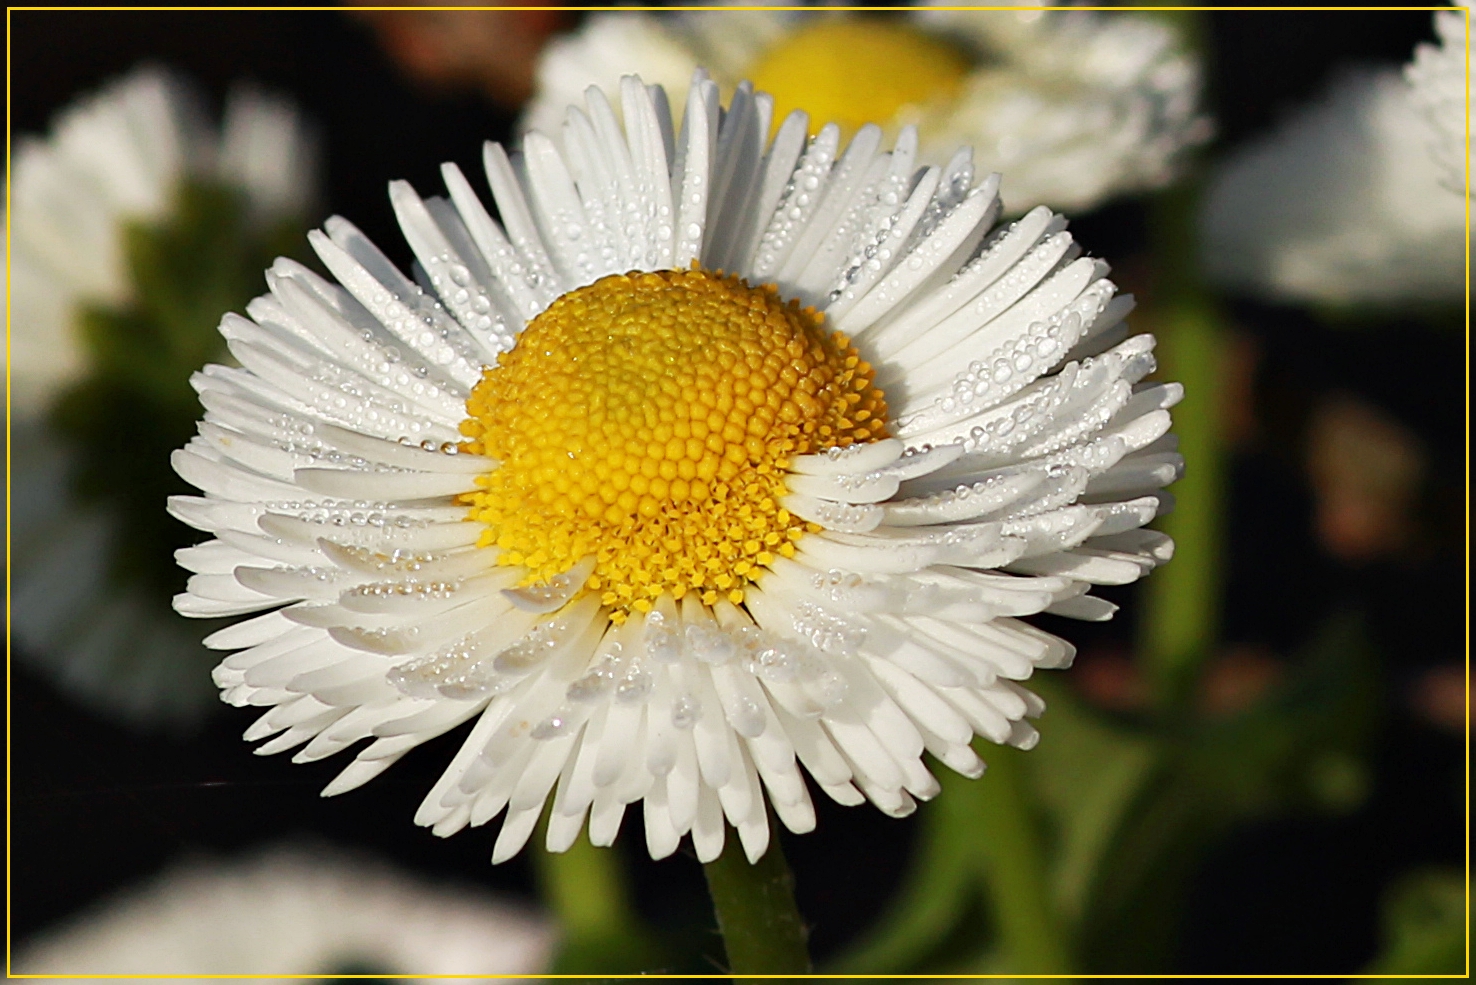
[13,843,552,980]
[8,66,317,727]
[1199,22,1467,305]
[526,7,1209,214]
[176,72,1180,865]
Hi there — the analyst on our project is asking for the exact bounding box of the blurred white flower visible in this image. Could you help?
[7,66,318,729]
[1406,1,1470,195]
[525,6,1208,213]
[12,843,553,981]
[1200,15,1466,306]
[8,66,317,413]
[217,82,320,221]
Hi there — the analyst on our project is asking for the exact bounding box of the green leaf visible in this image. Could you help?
[831,743,1081,977]
[1024,677,1159,929]
[970,745,1075,975]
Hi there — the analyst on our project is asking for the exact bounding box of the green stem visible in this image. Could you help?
[972,746,1074,977]
[703,831,811,982]
[533,826,658,975]
[1139,182,1227,708]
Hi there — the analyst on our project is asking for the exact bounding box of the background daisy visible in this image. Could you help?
[1405,0,1470,195]
[525,6,1210,213]
[7,66,318,728]
[13,842,552,981]
[1199,8,1467,306]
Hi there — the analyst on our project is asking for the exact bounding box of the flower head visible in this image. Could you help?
[176,73,1179,864]
[8,66,317,727]
[526,8,1209,214]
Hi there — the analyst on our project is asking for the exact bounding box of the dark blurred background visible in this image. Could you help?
[9,5,1464,974]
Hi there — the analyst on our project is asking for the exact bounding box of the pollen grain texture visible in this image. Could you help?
[460,267,888,618]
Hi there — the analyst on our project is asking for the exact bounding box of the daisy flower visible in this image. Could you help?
[1199,15,1467,305]
[176,72,1180,865]
[525,7,1209,214]
[8,66,317,726]
[13,843,552,980]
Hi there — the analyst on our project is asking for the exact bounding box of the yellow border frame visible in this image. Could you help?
[2,5,1464,980]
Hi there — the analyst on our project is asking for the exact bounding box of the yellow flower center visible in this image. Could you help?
[460,268,888,619]
[749,18,971,139]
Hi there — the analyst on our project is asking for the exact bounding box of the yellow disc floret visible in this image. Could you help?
[460,267,888,619]
[749,18,971,139]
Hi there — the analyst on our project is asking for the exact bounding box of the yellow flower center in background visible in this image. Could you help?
[749,18,971,139]
[460,268,888,618]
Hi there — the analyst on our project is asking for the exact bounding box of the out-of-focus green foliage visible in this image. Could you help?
[1075,613,1377,972]
[1137,179,1227,708]
[827,612,1378,976]
[1139,296,1225,704]
[51,180,309,593]
[1364,869,1467,977]
[534,827,666,977]
[1311,303,1466,335]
